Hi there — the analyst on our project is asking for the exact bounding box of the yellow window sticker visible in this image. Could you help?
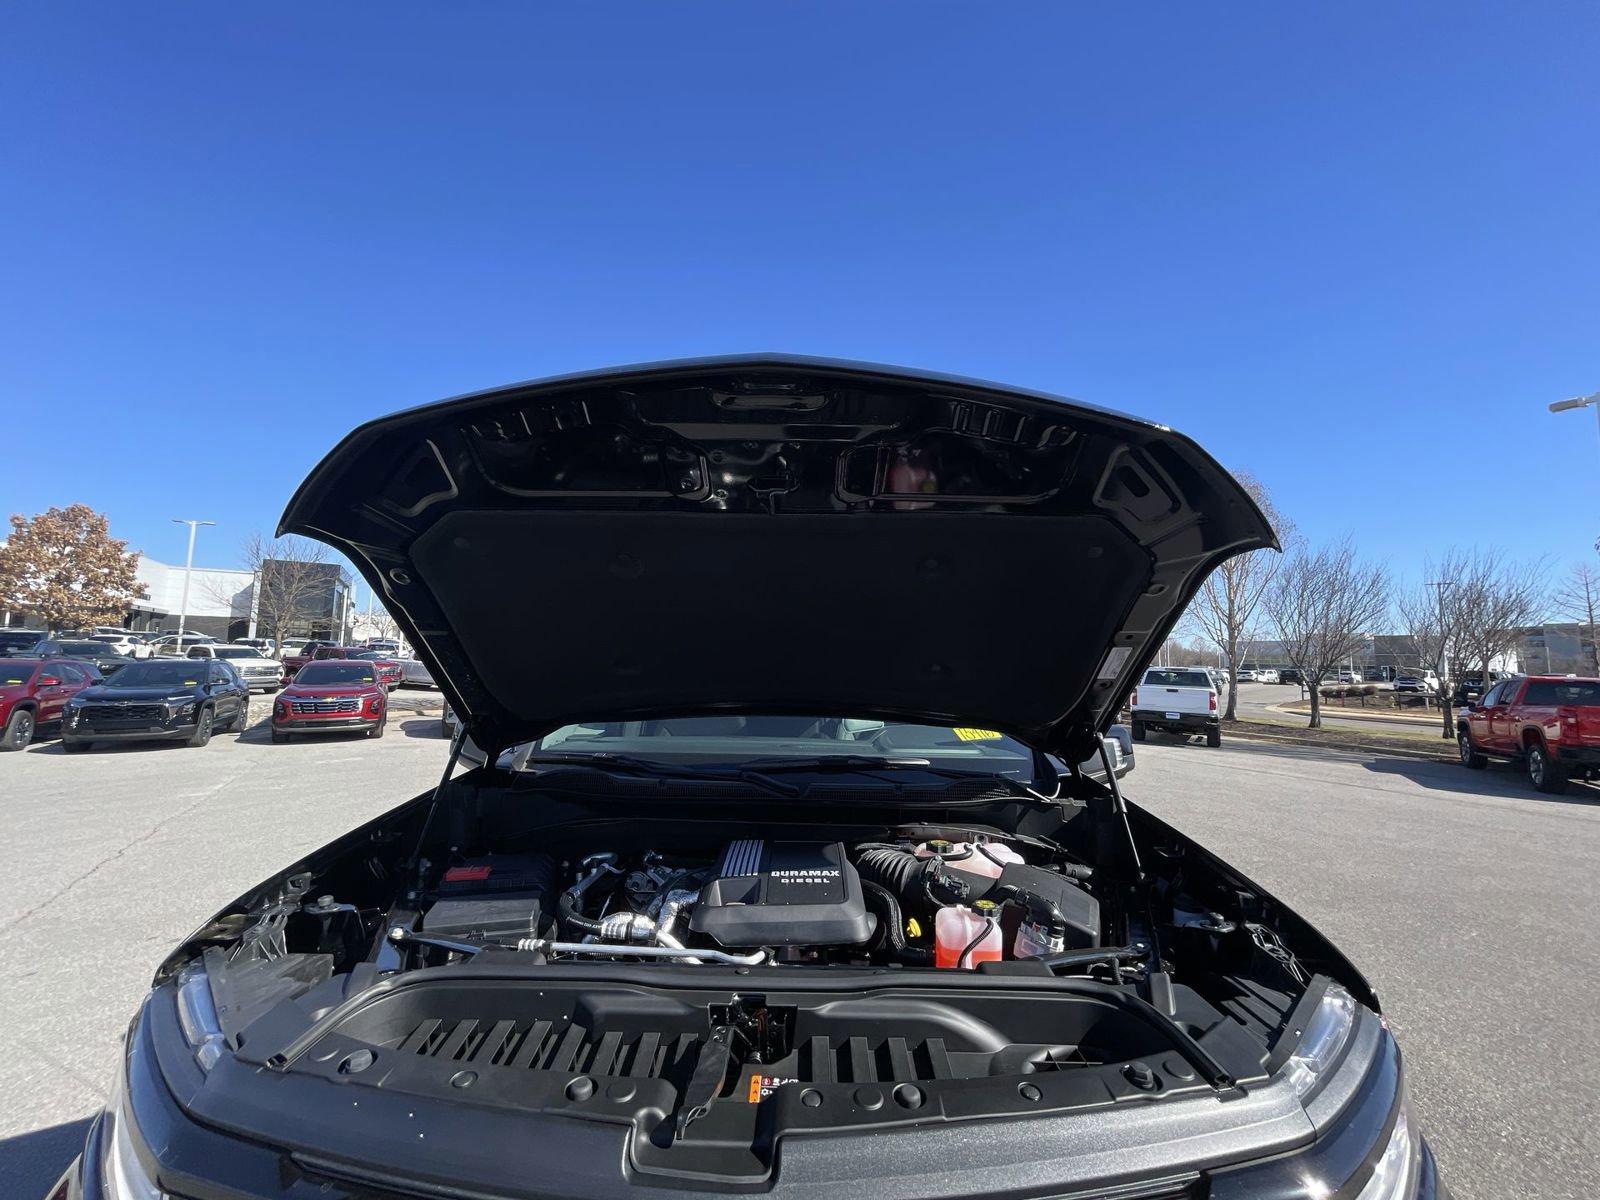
[952,727,1002,742]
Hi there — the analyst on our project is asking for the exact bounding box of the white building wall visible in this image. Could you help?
[133,556,254,619]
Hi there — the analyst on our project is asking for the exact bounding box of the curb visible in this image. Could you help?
[1264,702,1447,727]
[1225,725,1455,763]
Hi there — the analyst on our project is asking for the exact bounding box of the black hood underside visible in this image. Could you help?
[280,356,1275,756]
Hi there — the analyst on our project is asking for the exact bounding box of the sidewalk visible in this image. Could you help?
[1266,699,1448,727]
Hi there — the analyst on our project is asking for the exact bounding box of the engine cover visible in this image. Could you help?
[689,840,874,948]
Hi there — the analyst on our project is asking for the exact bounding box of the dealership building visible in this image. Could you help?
[127,555,356,642]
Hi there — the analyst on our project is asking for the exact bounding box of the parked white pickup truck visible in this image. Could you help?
[1130,666,1221,746]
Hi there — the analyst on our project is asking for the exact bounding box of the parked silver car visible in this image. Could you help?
[398,656,436,688]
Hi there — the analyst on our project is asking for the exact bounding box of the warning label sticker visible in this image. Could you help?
[746,1073,798,1102]
[952,727,1003,742]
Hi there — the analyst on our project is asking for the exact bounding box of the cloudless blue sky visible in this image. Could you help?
[3,4,1597,607]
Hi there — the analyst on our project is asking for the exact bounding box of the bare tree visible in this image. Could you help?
[1263,539,1390,728]
[1156,636,1213,668]
[1554,561,1600,672]
[1454,551,1547,693]
[1396,549,1474,739]
[1187,470,1291,720]
[238,533,333,649]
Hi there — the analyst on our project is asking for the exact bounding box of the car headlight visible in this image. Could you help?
[1282,982,1357,1098]
[175,962,225,1071]
[100,1060,165,1200]
[1354,1090,1421,1200]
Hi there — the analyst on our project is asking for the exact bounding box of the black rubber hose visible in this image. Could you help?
[861,881,933,964]
[862,881,907,951]
[558,888,605,937]
[956,915,997,969]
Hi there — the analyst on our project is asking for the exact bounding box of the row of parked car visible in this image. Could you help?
[0,632,439,753]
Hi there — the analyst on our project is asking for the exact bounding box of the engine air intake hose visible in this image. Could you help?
[855,846,972,912]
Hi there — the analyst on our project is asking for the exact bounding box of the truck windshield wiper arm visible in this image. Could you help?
[517,751,802,797]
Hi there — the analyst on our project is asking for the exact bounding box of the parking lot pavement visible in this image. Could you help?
[1132,740,1600,1200]
[2,733,1593,1198]
[0,715,449,1197]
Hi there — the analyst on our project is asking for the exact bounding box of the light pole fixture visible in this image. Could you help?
[1548,391,1600,466]
[171,519,215,650]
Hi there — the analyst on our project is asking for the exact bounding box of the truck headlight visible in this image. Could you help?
[175,963,225,1071]
[1353,1089,1421,1200]
[1282,982,1357,1098]
[100,1064,164,1200]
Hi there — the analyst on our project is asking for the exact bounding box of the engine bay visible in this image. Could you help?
[161,775,1369,1186]
[403,833,1104,973]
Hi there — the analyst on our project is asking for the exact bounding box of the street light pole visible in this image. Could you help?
[171,519,215,651]
[1548,391,1600,469]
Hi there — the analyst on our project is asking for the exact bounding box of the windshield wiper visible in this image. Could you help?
[517,751,802,797]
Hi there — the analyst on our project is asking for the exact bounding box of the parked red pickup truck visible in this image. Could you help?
[1457,675,1600,793]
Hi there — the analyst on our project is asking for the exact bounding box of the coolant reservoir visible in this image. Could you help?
[915,838,1024,881]
[935,900,1004,969]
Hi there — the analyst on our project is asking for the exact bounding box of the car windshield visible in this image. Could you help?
[105,661,203,688]
[58,642,109,655]
[523,717,1036,776]
[1522,680,1600,705]
[1142,669,1213,688]
[211,647,257,660]
[297,663,376,684]
[88,635,126,644]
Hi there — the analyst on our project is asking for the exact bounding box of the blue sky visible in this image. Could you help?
[3,4,1597,605]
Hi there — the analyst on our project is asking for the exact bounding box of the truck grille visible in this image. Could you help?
[289,697,359,714]
[79,703,165,726]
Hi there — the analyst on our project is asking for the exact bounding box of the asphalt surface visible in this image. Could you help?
[2,722,1595,1198]
[1132,737,1600,1200]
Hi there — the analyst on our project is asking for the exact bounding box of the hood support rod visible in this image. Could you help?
[1095,736,1144,882]
[407,724,467,892]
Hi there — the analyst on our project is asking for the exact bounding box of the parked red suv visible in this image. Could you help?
[271,659,387,742]
[1457,674,1600,793]
[0,657,101,750]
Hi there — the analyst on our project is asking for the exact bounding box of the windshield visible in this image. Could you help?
[211,647,257,660]
[58,641,111,655]
[88,635,126,644]
[297,663,376,685]
[1142,668,1214,688]
[105,661,203,689]
[522,717,1035,776]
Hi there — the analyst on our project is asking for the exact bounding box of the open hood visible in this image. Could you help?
[280,356,1275,757]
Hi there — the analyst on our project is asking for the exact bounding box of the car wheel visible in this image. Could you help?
[270,727,289,744]
[1,708,35,751]
[1131,720,1146,742]
[1206,726,1222,747]
[1458,729,1487,769]
[1527,743,1569,794]
[368,716,386,739]
[230,699,250,732]
[186,706,214,748]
